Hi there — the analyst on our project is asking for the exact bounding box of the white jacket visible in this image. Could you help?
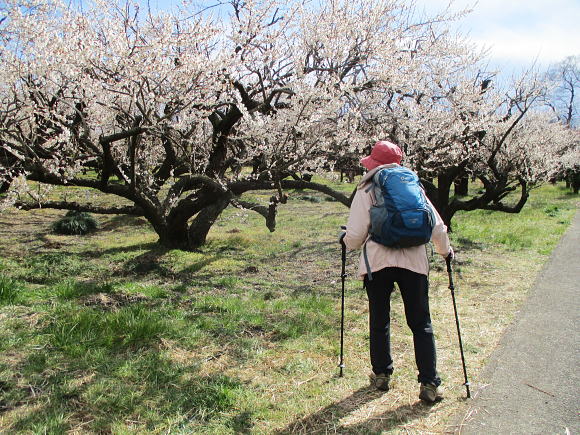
[344,164,451,278]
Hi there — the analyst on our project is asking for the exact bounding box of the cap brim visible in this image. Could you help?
[360,156,381,171]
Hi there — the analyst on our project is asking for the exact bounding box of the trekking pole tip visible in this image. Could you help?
[464,382,471,398]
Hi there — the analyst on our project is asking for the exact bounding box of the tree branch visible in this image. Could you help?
[98,126,147,145]
[128,116,143,193]
[229,179,352,206]
[153,127,177,189]
[236,200,276,232]
[482,180,529,213]
[166,186,228,226]
[448,178,528,217]
[13,200,144,215]
[26,169,132,197]
[167,174,226,200]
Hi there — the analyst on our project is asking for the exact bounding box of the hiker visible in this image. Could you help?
[340,140,453,403]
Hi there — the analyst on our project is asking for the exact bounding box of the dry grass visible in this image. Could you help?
[242,251,543,434]
[0,180,577,434]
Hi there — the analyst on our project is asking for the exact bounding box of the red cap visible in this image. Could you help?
[360,140,403,170]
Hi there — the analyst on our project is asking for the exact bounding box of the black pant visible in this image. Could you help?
[365,267,441,386]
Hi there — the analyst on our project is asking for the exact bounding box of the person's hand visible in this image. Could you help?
[446,247,454,262]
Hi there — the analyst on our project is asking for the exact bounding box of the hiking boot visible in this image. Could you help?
[419,383,443,403]
[369,372,390,391]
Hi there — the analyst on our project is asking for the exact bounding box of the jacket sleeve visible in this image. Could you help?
[344,186,371,250]
[427,197,451,256]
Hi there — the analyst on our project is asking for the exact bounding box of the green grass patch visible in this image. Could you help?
[453,184,576,254]
[52,210,99,235]
[0,180,577,433]
[270,295,335,340]
[53,279,115,300]
[42,303,170,358]
[0,275,21,305]
[18,252,92,284]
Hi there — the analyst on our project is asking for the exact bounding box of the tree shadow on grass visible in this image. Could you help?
[121,249,173,276]
[274,386,431,434]
[454,237,486,251]
[285,240,336,259]
[98,215,149,231]
[80,241,161,259]
[339,401,432,434]
[180,256,224,275]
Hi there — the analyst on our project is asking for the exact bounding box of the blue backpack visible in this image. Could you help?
[368,166,435,248]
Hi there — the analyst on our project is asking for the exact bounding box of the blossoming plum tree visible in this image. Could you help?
[544,55,579,192]
[1,0,575,247]
[393,69,577,225]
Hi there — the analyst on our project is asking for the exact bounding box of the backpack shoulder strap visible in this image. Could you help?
[369,169,389,206]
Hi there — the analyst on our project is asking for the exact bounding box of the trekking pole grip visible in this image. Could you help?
[445,254,454,289]
[340,226,347,265]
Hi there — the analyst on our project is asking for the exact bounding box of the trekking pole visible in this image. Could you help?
[446,255,471,398]
[339,227,347,377]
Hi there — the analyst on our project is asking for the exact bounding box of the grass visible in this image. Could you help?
[52,210,99,235]
[0,177,577,434]
[452,183,576,255]
[0,275,20,305]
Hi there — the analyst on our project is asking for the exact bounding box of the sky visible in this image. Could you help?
[78,0,580,78]
[413,0,580,77]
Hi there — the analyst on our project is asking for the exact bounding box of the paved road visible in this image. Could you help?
[459,210,579,435]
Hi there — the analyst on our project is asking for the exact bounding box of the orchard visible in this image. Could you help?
[1,0,577,248]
